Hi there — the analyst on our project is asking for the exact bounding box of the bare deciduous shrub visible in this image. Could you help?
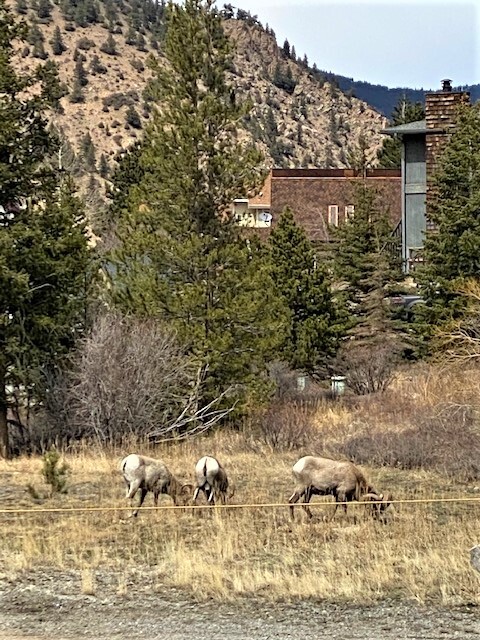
[254,402,318,451]
[41,313,231,447]
[336,342,399,395]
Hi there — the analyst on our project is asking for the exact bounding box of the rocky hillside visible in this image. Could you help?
[11,0,389,177]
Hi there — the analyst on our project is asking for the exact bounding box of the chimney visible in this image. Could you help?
[425,80,470,225]
[441,78,452,92]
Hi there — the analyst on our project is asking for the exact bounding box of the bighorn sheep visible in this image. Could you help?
[193,456,232,505]
[121,453,192,517]
[288,455,390,521]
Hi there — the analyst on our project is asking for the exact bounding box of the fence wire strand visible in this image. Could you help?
[1,495,480,515]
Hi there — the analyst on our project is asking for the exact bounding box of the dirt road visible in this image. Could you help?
[1,569,479,639]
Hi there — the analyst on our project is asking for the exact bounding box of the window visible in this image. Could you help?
[328,205,339,226]
[345,205,355,221]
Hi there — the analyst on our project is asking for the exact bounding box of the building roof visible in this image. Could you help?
[383,120,444,136]
[249,171,271,207]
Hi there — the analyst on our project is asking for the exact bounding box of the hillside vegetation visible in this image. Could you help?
[11,0,388,175]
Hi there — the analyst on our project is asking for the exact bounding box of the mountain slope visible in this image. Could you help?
[11,0,390,176]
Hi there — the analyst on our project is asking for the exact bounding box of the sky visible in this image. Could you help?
[231,0,479,89]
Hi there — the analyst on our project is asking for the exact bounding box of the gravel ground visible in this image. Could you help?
[0,569,480,639]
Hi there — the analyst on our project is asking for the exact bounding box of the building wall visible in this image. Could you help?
[403,134,427,269]
[268,169,401,242]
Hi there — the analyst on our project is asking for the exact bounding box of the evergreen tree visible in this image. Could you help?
[90,54,107,75]
[269,209,345,378]
[110,0,287,411]
[125,104,141,129]
[28,21,48,59]
[125,23,137,45]
[282,38,290,58]
[74,0,88,27]
[74,56,88,87]
[37,0,52,21]
[50,25,67,55]
[347,133,370,175]
[15,0,28,14]
[84,0,99,24]
[136,32,146,51]
[416,102,480,345]
[272,62,296,94]
[331,182,404,383]
[100,33,117,55]
[0,0,94,457]
[98,153,109,178]
[69,78,85,103]
[80,132,96,171]
[377,96,425,168]
[59,0,74,22]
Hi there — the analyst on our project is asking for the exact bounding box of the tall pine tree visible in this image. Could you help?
[110,0,287,411]
[416,102,480,347]
[0,0,94,456]
[269,208,346,379]
[331,183,404,392]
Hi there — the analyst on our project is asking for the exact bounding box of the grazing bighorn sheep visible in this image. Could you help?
[121,453,192,517]
[193,456,232,505]
[288,455,390,521]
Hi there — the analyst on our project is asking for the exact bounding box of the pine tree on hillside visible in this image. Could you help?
[0,0,94,457]
[69,78,85,103]
[74,56,88,87]
[50,25,67,55]
[28,21,48,59]
[415,102,480,349]
[377,96,425,168]
[98,153,110,178]
[269,209,346,378]
[100,33,117,55]
[37,0,52,21]
[15,0,28,14]
[80,132,96,171]
[110,0,288,411]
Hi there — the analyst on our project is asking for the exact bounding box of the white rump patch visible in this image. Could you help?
[292,457,307,475]
[195,456,220,477]
[121,454,142,475]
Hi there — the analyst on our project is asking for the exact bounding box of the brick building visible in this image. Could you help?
[233,168,402,243]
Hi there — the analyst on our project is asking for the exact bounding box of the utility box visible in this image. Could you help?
[331,375,346,397]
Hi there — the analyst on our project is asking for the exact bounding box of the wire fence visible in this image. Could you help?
[1,495,480,515]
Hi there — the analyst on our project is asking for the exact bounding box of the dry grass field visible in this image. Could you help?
[2,365,480,606]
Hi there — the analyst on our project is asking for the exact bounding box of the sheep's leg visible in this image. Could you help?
[193,486,201,502]
[126,479,141,501]
[330,495,347,522]
[132,487,148,518]
[207,486,215,505]
[301,487,314,520]
[288,488,303,520]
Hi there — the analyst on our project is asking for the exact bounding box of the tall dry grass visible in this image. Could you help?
[1,365,480,604]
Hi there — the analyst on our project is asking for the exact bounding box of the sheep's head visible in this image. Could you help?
[178,482,194,506]
[362,491,393,521]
